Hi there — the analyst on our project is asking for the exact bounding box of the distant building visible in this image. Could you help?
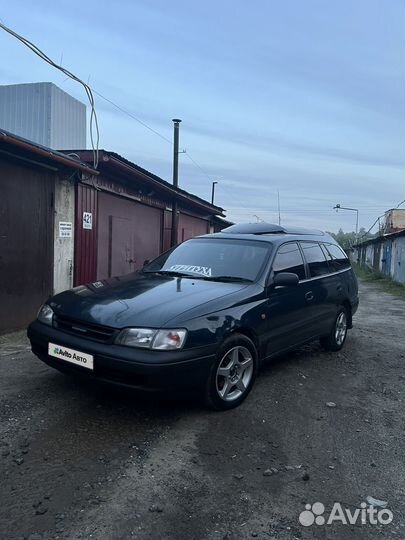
[0,82,86,149]
[354,207,405,285]
[384,208,405,233]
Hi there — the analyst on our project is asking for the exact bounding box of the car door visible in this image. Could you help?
[262,242,312,358]
[299,241,335,337]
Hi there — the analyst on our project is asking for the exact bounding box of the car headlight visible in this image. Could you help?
[152,329,187,350]
[115,328,187,350]
[115,328,156,348]
[37,304,54,326]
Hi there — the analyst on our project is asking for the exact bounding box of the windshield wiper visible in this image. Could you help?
[145,270,195,278]
[201,275,253,283]
[143,270,251,282]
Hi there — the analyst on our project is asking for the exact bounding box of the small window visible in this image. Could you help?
[272,242,306,280]
[300,242,330,277]
[324,243,351,272]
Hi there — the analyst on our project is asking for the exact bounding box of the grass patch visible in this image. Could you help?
[353,263,405,299]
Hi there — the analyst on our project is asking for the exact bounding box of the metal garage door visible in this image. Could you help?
[178,213,209,243]
[0,157,54,333]
[74,183,98,286]
[97,192,163,279]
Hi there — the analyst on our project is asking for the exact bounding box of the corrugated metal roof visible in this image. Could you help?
[354,229,405,247]
[63,149,225,216]
[0,128,97,174]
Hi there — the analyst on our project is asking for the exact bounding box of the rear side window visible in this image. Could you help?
[300,242,330,277]
[272,242,306,280]
[324,243,351,272]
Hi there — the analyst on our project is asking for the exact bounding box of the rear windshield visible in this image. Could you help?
[144,238,272,281]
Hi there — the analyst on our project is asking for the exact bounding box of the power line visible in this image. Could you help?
[0,19,213,182]
[0,21,100,169]
[0,23,253,194]
[95,91,215,182]
[357,199,405,242]
[93,90,216,185]
[183,151,213,182]
[95,89,216,184]
[93,89,173,145]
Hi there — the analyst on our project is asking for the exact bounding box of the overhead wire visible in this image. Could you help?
[93,88,220,199]
[4,22,399,217]
[0,21,100,169]
[356,197,405,242]
[91,87,219,193]
[94,89,216,184]
[183,152,213,182]
[93,89,173,146]
[0,22,226,194]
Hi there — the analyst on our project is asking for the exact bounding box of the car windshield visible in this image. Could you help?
[144,238,271,282]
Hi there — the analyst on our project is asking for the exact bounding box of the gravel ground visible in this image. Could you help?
[0,280,404,540]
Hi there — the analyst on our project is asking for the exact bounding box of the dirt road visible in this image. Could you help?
[0,280,404,540]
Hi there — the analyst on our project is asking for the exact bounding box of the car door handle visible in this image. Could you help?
[305,291,314,302]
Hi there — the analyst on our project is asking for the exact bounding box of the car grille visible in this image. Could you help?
[53,315,117,343]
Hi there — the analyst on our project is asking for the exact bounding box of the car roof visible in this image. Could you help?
[196,222,336,246]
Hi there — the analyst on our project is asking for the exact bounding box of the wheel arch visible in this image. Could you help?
[230,326,260,355]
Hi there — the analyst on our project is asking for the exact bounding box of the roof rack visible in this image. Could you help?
[283,227,325,235]
[221,223,286,235]
[221,222,326,236]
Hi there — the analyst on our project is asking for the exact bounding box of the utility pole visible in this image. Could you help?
[333,203,359,242]
[171,119,181,246]
[211,181,218,205]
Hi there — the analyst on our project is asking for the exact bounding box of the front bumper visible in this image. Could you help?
[27,320,217,393]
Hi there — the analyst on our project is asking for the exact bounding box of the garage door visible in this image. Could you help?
[0,157,54,333]
[178,213,209,243]
[97,193,162,279]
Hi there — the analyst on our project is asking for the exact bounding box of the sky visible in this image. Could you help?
[0,0,404,232]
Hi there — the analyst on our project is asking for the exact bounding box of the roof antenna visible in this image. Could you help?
[277,190,281,225]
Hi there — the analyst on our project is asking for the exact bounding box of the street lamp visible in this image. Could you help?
[333,204,359,241]
[211,181,218,205]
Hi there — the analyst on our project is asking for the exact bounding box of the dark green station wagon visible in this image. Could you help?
[28,223,359,410]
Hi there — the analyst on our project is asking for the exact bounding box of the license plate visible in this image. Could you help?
[48,342,94,370]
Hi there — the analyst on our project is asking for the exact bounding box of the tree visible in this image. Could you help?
[327,228,376,248]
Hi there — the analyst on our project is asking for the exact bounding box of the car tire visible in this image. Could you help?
[320,307,348,351]
[205,333,258,410]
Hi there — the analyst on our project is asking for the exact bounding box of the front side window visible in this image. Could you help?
[144,239,271,282]
[300,242,330,277]
[272,242,306,280]
[323,243,351,272]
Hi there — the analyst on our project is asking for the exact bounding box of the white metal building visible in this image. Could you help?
[0,82,86,149]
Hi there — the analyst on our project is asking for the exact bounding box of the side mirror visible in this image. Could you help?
[273,272,299,287]
[143,259,151,267]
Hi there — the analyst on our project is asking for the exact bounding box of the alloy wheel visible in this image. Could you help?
[335,312,347,346]
[215,346,254,402]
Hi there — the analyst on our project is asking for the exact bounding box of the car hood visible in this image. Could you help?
[49,273,250,328]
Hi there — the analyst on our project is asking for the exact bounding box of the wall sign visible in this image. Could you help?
[59,222,73,238]
[83,212,93,230]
